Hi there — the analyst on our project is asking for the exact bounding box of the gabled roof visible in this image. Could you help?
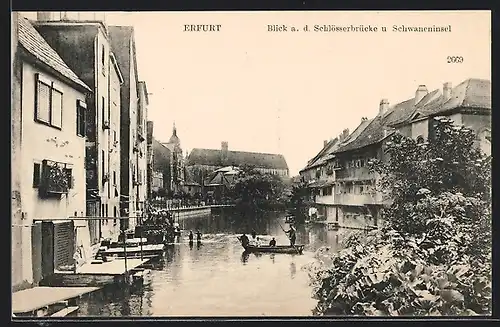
[301,137,339,171]
[415,78,491,119]
[333,78,490,154]
[333,116,394,154]
[18,16,90,92]
[187,148,288,170]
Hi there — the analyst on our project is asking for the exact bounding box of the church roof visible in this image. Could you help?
[186,148,289,170]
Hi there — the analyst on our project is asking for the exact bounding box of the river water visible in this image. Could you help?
[77,210,344,317]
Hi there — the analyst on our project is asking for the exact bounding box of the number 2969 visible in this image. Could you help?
[447,56,464,63]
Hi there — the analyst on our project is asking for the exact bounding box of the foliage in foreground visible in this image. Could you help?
[306,118,491,316]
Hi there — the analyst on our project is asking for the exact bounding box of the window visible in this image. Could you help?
[113,130,117,143]
[35,74,63,129]
[76,100,86,137]
[101,150,105,187]
[113,207,117,226]
[101,97,106,125]
[113,171,116,185]
[360,186,364,194]
[33,162,41,187]
[51,88,63,128]
[101,44,106,76]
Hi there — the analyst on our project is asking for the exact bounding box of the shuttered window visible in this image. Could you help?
[34,74,64,129]
[35,81,51,123]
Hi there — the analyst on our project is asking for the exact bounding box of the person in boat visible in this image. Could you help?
[269,237,276,247]
[251,230,257,239]
[285,225,297,246]
[196,230,202,242]
[189,231,194,242]
[240,233,250,248]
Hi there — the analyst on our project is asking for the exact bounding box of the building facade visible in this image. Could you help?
[109,26,148,230]
[146,120,154,199]
[12,15,91,289]
[161,124,185,193]
[300,78,491,231]
[186,141,290,189]
[32,13,124,245]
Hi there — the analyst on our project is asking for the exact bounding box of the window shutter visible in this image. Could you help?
[36,81,51,123]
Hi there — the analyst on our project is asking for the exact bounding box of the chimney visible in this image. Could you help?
[379,99,389,115]
[37,12,52,21]
[361,117,368,122]
[443,82,452,102]
[415,85,428,104]
[324,140,328,147]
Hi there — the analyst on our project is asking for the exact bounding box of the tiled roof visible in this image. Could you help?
[334,116,394,154]
[186,148,288,170]
[301,138,339,171]
[416,78,491,118]
[332,78,490,154]
[18,16,90,91]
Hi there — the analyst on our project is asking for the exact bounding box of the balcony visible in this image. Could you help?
[336,167,373,180]
[315,194,335,205]
[334,193,384,206]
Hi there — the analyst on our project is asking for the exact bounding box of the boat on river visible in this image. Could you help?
[237,237,304,254]
[243,244,304,255]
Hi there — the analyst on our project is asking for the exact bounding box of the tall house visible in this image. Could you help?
[32,12,124,243]
[13,15,91,288]
[109,26,147,230]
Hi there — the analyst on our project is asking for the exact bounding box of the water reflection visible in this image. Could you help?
[77,209,343,316]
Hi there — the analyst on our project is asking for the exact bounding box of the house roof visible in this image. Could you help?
[186,148,289,170]
[18,16,90,92]
[333,116,394,154]
[332,78,490,155]
[415,78,491,119]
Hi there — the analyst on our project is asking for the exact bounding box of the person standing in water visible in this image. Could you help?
[189,231,194,242]
[196,230,202,242]
[285,225,296,246]
[269,237,276,247]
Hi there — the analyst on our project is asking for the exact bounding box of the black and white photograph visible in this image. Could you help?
[11,10,491,318]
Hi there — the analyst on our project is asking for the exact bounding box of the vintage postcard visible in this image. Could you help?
[11,10,491,318]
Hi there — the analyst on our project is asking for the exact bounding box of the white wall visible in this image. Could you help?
[20,62,87,283]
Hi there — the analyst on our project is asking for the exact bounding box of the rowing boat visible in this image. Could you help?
[242,244,304,254]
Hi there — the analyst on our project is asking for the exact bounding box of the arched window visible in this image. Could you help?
[416,136,424,144]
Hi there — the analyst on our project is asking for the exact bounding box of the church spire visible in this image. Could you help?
[173,121,177,136]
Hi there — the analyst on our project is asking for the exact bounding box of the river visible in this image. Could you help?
[76,209,345,317]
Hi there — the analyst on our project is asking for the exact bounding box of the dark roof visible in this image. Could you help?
[333,78,490,155]
[301,138,339,171]
[187,148,289,170]
[334,116,394,154]
[415,78,491,118]
[18,16,90,91]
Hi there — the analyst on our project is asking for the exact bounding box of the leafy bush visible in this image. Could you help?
[307,118,491,316]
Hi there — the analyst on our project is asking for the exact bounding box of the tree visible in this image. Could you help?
[307,118,491,316]
[229,167,287,213]
[288,180,312,222]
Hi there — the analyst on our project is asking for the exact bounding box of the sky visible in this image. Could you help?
[21,11,491,176]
